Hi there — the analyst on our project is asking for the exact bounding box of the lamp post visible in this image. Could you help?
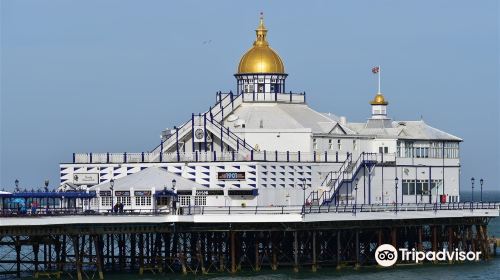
[354,178,359,215]
[479,178,483,202]
[300,178,308,213]
[110,178,115,213]
[44,180,49,192]
[15,179,19,193]
[171,179,177,214]
[471,177,475,203]
[395,177,399,214]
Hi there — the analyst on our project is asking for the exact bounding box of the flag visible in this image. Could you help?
[372,66,380,74]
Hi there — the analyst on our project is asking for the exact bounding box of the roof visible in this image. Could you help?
[89,167,203,191]
[225,103,355,134]
[347,120,462,141]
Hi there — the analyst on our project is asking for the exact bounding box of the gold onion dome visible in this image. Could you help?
[370,93,388,105]
[237,15,285,74]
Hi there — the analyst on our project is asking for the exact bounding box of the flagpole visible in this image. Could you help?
[378,65,381,93]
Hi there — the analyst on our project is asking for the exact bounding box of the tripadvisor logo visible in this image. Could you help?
[375,244,482,267]
[375,244,398,267]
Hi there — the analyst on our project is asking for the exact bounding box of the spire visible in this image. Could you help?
[254,12,269,47]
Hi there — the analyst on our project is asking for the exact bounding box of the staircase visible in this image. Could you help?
[307,153,378,206]
[149,92,254,158]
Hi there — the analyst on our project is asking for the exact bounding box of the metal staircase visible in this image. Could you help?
[149,92,254,158]
[307,153,378,206]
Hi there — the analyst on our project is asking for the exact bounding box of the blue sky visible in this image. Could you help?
[1,0,498,191]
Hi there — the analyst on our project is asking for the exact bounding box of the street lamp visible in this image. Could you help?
[172,179,177,191]
[479,178,484,202]
[395,177,399,214]
[354,178,359,215]
[110,178,115,212]
[300,178,309,210]
[44,179,49,192]
[471,177,475,203]
[15,179,19,192]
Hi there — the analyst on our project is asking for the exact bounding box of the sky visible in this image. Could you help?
[0,0,498,192]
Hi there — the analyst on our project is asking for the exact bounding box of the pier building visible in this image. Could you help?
[59,15,461,210]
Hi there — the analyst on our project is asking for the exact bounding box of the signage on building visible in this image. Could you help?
[217,172,245,181]
[73,173,99,185]
[193,126,206,143]
[99,191,111,197]
[115,191,130,196]
[134,191,152,197]
[228,189,258,196]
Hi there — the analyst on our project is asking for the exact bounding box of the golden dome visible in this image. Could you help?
[370,93,388,105]
[237,15,285,74]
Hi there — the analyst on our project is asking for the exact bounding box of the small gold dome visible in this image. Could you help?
[370,93,388,105]
[237,15,285,74]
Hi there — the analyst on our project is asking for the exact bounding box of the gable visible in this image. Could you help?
[329,124,346,135]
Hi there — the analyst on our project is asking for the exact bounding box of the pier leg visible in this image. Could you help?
[378,230,383,246]
[271,232,278,271]
[93,235,104,280]
[139,234,144,275]
[417,227,423,251]
[355,230,360,269]
[336,231,341,270]
[255,234,260,272]
[312,231,317,272]
[131,234,136,269]
[293,231,299,272]
[391,227,397,248]
[230,231,237,273]
[71,236,83,280]
[218,233,224,272]
[33,241,40,273]
[15,236,21,278]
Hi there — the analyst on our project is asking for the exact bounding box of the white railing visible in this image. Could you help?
[72,151,351,164]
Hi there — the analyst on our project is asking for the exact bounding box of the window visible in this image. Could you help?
[313,138,318,150]
[337,139,341,150]
[101,197,112,207]
[179,195,191,206]
[431,180,443,192]
[157,197,169,206]
[384,147,388,154]
[404,141,414,158]
[135,196,152,206]
[379,147,383,154]
[416,180,429,195]
[415,146,429,158]
[117,196,131,206]
[402,180,416,195]
[444,142,459,158]
[91,198,100,207]
[194,196,207,206]
[329,139,334,150]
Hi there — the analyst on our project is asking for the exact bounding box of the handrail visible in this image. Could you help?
[208,118,254,152]
[2,202,498,218]
[149,92,236,153]
[319,152,379,205]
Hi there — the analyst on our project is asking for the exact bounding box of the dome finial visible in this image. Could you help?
[255,12,268,47]
[370,93,388,105]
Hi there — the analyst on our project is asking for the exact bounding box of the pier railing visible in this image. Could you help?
[2,202,498,218]
[302,202,500,215]
[71,150,353,164]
